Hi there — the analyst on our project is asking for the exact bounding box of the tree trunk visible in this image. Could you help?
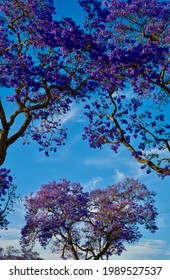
[0,133,8,166]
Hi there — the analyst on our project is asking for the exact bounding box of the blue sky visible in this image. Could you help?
[1,0,170,260]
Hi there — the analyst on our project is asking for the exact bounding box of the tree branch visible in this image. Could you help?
[66,230,79,260]
[0,100,7,130]
[7,112,31,146]
[105,93,170,175]
[139,124,170,152]
[151,80,170,95]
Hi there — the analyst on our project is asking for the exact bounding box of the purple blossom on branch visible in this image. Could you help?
[79,0,170,176]
[0,0,169,176]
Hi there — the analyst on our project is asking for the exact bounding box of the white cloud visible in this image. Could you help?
[157,216,167,228]
[1,227,169,260]
[124,160,147,179]
[112,88,136,100]
[14,201,25,217]
[35,104,79,133]
[33,242,60,260]
[0,239,21,250]
[114,169,126,182]
[83,177,103,190]
[0,228,21,252]
[35,239,170,260]
[144,147,169,157]
[110,239,169,260]
[0,235,58,259]
[1,228,21,240]
[60,105,79,125]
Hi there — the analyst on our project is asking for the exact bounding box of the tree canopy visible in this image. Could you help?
[0,0,91,165]
[80,0,170,176]
[20,178,157,260]
[0,0,169,176]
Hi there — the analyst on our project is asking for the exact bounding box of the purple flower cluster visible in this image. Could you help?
[0,0,169,176]
[21,178,157,259]
[0,0,93,163]
[79,0,170,176]
[82,92,170,175]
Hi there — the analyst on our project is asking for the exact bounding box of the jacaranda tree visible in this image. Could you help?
[0,168,17,231]
[20,178,157,260]
[0,0,169,176]
[79,0,170,177]
[0,0,93,165]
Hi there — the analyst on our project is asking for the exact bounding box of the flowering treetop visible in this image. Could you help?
[21,178,157,260]
[79,0,170,176]
[0,0,169,177]
[0,0,93,164]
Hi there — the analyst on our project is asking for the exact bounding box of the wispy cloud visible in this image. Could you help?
[1,226,169,260]
[110,239,170,260]
[13,201,25,217]
[113,88,136,100]
[144,147,169,157]
[157,216,167,228]
[0,239,21,251]
[0,228,21,251]
[124,160,147,179]
[1,228,21,240]
[114,169,126,182]
[0,226,58,259]
[35,103,79,133]
[36,239,170,260]
[60,105,79,125]
[83,177,103,190]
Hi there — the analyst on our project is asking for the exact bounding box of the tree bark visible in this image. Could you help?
[0,132,8,166]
